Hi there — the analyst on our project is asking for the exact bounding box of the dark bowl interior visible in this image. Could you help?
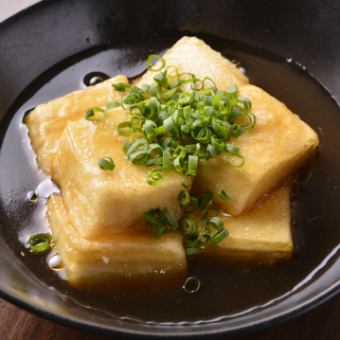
[0,0,339,337]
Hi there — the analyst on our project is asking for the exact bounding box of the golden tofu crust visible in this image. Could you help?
[47,195,187,288]
[204,186,293,263]
[195,84,319,215]
[53,111,186,238]
[25,75,128,174]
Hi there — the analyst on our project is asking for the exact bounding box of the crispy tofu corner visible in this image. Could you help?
[204,185,293,263]
[53,112,186,238]
[138,36,249,89]
[25,75,129,174]
[48,195,187,288]
[195,84,319,215]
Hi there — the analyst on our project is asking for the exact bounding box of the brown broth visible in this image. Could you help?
[0,34,339,323]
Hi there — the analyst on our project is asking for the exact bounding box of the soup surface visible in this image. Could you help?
[0,34,339,323]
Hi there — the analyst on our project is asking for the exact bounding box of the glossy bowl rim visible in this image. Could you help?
[0,273,339,338]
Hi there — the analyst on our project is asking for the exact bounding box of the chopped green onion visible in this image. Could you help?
[183,195,198,213]
[187,155,198,176]
[164,116,179,138]
[207,216,224,231]
[230,124,244,137]
[144,207,177,237]
[181,218,198,236]
[181,175,192,189]
[112,82,130,91]
[128,149,149,165]
[146,169,163,186]
[28,233,51,254]
[97,156,115,171]
[218,189,230,201]
[85,107,106,121]
[146,54,165,71]
[228,84,238,94]
[210,228,229,244]
[165,65,179,78]
[144,208,166,238]
[198,191,213,209]
[178,190,191,208]
[106,101,121,109]
[161,207,178,230]
[223,153,245,167]
[202,77,217,90]
[143,119,157,139]
[238,96,252,111]
[206,207,221,217]
[162,148,173,170]
[122,140,132,153]
[184,240,201,256]
[117,121,134,136]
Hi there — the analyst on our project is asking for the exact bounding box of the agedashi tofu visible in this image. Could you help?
[52,110,186,239]
[47,195,187,287]
[138,36,248,89]
[205,186,293,263]
[195,85,319,215]
[25,75,128,174]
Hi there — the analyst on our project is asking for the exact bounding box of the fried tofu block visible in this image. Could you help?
[138,36,248,89]
[25,75,128,174]
[53,110,186,238]
[205,186,293,263]
[195,85,319,215]
[47,195,186,287]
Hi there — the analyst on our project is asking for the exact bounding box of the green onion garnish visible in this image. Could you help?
[146,54,166,71]
[181,218,198,236]
[97,157,115,171]
[112,82,130,91]
[28,233,51,254]
[88,54,254,254]
[145,190,229,255]
[117,121,134,136]
[161,207,178,230]
[146,169,163,186]
[198,191,213,209]
[218,189,230,201]
[106,101,121,109]
[110,59,253,178]
[144,208,165,238]
[210,228,229,245]
[178,190,191,208]
[85,107,106,121]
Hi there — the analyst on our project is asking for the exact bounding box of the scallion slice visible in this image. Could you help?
[112,82,130,91]
[117,121,134,136]
[146,54,165,71]
[218,189,230,201]
[28,233,51,254]
[85,107,106,121]
[146,169,163,186]
[97,157,115,171]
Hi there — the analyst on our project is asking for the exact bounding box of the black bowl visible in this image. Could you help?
[0,0,339,338]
